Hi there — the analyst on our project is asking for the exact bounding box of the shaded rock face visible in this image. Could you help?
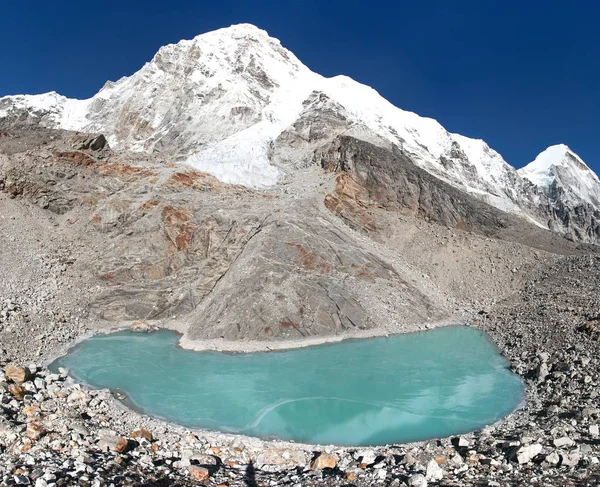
[315,136,600,258]
[543,182,600,242]
[318,136,516,234]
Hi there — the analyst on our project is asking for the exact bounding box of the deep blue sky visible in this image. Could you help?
[1,1,598,171]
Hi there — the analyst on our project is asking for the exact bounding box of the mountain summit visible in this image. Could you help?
[520,144,600,207]
[1,23,599,242]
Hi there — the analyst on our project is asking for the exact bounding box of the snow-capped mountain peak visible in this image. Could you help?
[1,23,600,242]
[519,144,600,207]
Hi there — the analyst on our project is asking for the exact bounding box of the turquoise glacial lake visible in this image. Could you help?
[51,326,524,446]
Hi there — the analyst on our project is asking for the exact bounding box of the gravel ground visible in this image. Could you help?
[1,127,599,486]
[1,256,599,487]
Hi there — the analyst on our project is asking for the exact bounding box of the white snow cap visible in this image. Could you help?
[520,144,598,185]
[519,144,600,206]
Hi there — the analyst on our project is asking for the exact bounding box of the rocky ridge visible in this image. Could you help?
[1,24,600,243]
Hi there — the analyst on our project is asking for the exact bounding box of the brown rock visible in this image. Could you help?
[8,383,25,400]
[25,422,46,440]
[5,365,30,384]
[189,466,210,481]
[311,453,338,470]
[131,428,153,442]
[22,405,40,417]
[345,471,358,481]
[115,437,135,454]
[18,438,32,453]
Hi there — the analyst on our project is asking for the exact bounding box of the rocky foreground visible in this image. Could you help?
[0,255,599,487]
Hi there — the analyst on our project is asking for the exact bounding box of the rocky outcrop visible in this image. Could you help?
[0,126,448,344]
[316,136,597,253]
[543,183,600,242]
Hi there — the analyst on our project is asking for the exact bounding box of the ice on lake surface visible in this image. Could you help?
[51,326,524,446]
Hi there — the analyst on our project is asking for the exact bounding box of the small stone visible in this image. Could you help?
[553,436,575,448]
[8,383,25,400]
[561,452,581,467]
[22,405,40,417]
[425,458,444,481]
[14,475,31,485]
[131,428,153,442]
[345,471,358,481]
[408,473,427,487]
[536,362,549,382]
[589,424,599,437]
[232,440,245,452]
[67,389,88,403]
[25,423,46,440]
[514,444,542,464]
[5,365,31,384]
[115,437,136,453]
[189,466,210,481]
[453,436,470,448]
[311,453,338,470]
[357,450,377,466]
[181,450,218,465]
[545,451,560,465]
[449,453,464,466]
[184,434,198,444]
[98,433,119,452]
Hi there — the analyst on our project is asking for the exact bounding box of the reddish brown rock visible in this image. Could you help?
[311,453,338,470]
[25,422,46,441]
[131,428,154,442]
[189,466,210,481]
[8,384,25,400]
[5,365,31,384]
[115,437,136,454]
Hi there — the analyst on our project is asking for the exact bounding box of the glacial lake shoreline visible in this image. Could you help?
[50,325,525,447]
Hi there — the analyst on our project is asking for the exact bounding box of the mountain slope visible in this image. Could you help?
[1,23,599,243]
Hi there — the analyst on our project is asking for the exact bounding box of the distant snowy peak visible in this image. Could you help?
[519,144,600,207]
